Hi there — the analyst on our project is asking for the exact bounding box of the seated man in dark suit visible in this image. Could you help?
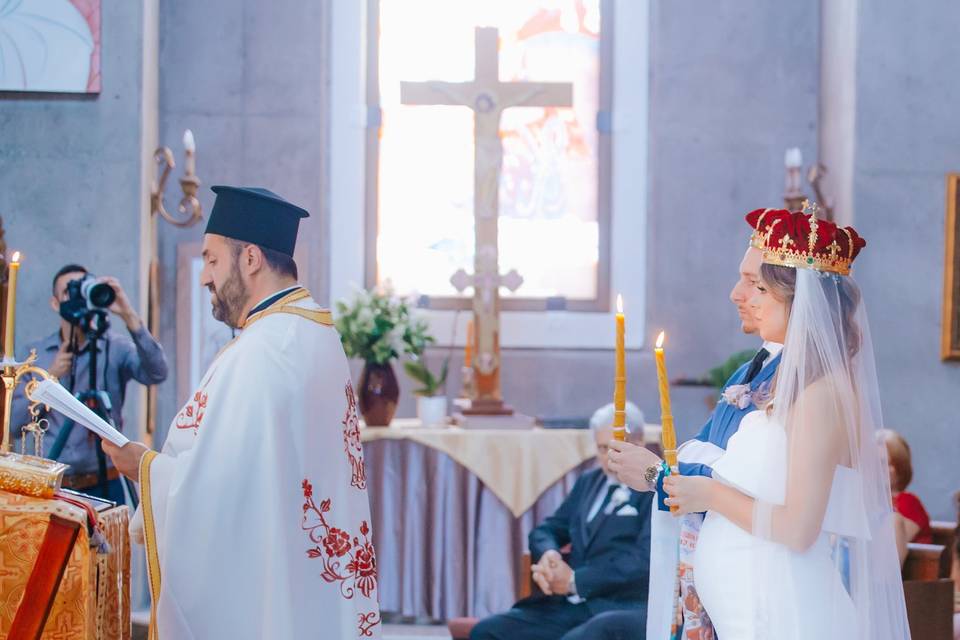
[471,403,652,640]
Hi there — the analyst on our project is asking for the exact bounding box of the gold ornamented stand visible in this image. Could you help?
[0,252,131,640]
[0,352,68,497]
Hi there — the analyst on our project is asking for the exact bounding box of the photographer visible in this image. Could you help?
[9,264,168,502]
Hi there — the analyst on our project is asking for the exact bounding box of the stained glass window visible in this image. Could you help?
[371,0,607,309]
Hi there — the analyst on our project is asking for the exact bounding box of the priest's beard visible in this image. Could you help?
[209,259,249,328]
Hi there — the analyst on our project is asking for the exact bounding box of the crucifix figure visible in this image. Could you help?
[401,27,573,415]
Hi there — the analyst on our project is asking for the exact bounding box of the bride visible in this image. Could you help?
[664,206,911,639]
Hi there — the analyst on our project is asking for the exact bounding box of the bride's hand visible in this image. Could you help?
[663,474,716,515]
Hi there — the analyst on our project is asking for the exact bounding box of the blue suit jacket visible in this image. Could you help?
[655,351,781,510]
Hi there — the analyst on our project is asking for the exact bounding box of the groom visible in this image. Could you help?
[608,241,781,638]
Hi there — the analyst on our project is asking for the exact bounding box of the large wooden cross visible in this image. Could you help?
[401,27,573,414]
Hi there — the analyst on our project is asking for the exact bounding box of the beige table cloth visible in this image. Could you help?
[361,420,661,517]
[361,423,594,517]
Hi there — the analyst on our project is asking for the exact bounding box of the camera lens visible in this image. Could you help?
[81,279,116,308]
[88,283,116,308]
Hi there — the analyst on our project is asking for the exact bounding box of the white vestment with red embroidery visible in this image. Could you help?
[131,293,381,639]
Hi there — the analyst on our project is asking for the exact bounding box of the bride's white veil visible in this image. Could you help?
[750,263,911,639]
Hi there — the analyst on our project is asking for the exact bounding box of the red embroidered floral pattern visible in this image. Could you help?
[342,381,366,490]
[301,479,379,602]
[323,528,351,558]
[358,611,381,637]
[350,524,377,598]
[175,390,208,433]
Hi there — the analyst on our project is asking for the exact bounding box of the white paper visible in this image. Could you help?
[32,379,130,447]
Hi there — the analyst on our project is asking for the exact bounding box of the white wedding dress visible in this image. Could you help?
[694,409,870,639]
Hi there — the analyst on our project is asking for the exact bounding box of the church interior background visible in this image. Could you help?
[2,0,959,637]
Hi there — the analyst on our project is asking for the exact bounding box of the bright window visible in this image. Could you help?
[370,0,608,310]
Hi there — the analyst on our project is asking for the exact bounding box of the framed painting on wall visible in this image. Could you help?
[0,0,101,93]
[942,174,960,360]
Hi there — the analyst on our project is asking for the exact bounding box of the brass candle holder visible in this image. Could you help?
[150,129,203,227]
[0,351,68,498]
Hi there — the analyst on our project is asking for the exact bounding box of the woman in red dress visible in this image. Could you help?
[880,429,932,566]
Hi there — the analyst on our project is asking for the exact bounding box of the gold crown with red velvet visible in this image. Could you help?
[746,201,866,276]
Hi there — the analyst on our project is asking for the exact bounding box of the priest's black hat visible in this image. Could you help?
[206,186,309,257]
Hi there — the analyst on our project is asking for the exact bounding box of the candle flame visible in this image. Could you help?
[655,331,665,349]
[616,294,623,314]
[10,251,20,264]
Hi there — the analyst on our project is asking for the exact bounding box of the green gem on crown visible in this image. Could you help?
[807,257,815,264]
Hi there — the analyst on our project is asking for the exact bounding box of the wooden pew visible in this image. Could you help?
[519,552,533,600]
[903,579,954,640]
[903,542,955,640]
[904,542,951,581]
[931,519,958,583]
[931,520,957,564]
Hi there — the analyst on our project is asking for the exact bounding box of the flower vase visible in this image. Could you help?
[358,361,399,426]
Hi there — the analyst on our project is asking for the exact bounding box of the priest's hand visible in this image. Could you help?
[607,440,661,491]
[101,439,150,481]
[663,474,716,516]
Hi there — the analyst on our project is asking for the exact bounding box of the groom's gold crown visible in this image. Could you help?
[746,201,866,276]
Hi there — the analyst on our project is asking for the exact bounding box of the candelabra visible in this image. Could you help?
[150,130,202,227]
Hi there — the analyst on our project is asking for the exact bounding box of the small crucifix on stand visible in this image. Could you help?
[401,27,572,417]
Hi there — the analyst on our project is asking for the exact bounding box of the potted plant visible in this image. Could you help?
[404,357,450,426]
[335,286,433,426]
[705,350,756,391]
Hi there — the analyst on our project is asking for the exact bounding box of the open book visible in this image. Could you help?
[31,379,129,447]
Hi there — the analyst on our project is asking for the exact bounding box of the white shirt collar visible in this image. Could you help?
[762,341,783,364]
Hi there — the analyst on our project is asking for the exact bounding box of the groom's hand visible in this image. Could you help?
[607,440,661,491]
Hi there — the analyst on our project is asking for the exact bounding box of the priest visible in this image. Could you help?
[103,186,381,639]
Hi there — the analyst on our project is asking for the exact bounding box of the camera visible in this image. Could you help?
[58,274,116,326]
